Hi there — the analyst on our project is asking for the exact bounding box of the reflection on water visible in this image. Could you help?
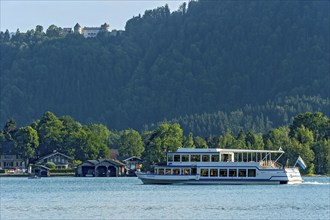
[1,177,329,220]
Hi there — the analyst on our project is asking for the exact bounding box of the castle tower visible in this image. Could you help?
[74,23,83,34]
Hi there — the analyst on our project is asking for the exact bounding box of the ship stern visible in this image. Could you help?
[285,168,303,184]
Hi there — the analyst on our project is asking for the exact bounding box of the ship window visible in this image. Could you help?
[167,155,173,162]
[221,154,231,162]
[183,168,191,175]
[202,155,210,162]
[201,169,209,177]
[238,169,247,177]
[219,169,227,177]
[248,169,256,177]
[182,155,189,162]
[229,169,237,177]
[191,155,200,162]
[158,169,164,175]
[165,169,171,175]
[174,155,180,162]
[191,168,197,175]
[210,169,218,177]
[211,155,219,162]
[173,169,180,175]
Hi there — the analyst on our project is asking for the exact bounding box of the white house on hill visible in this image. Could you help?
[74,23,110,38]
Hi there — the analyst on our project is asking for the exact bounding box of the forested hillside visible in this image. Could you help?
[147,96,330,136]
[0,0,329,132]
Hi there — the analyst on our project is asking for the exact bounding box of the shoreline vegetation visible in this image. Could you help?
[1,111,329,176]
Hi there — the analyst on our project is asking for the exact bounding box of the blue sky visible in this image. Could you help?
[1,1,187,32]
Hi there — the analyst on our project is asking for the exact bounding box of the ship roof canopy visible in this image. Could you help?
[173,148,284,154]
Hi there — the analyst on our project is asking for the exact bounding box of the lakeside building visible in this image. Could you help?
[77,159,126,177]
[35,150,73,169]
[30,165,50,177]
[0,140,26,171]
[122,156,142,176]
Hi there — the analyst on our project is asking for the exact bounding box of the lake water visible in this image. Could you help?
[0,176,329,220]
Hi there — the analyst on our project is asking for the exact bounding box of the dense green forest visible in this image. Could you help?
[147,95,330,136]
[0,112,329,174]
[0,0,329,134]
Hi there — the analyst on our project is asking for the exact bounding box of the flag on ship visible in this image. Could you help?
[295,156,307,170]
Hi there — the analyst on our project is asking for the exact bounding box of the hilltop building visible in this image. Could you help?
[74,22,110,38]
[63,28,73,34]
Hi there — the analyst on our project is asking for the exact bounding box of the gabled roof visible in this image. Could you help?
[86,160,100,165]
[79,159,125,167]
[32,165,50,170]
[77,160,99,167]
[122,156,142,162]
[109,159,126,166]
[97,159,125,167]
[37,151,73,162]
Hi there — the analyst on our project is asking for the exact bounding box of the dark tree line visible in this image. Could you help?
[146,95,329,136]
[0,0,329,132]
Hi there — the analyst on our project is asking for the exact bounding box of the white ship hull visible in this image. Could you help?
[137,167,302,185]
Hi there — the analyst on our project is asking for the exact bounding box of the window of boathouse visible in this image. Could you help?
[229,169,237,177]
[211,155,220,162]
[165,169,171,175]
[191,155,200,162]
[210,169,218,177]
[174,155,180,162]
[191,168,197,175]
[182,155,189,162]
[238,169,247,177]
[202,155,210,162]
[248,169,256,177]
[219,169,227,177]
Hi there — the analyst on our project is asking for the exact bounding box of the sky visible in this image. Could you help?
[0,0,187,32]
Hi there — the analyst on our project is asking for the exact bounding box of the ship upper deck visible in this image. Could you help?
[172,148,284,154]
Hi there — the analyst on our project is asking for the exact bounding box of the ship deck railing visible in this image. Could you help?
[259,160,283,169]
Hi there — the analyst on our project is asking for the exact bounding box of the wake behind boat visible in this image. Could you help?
[136,148,303,185]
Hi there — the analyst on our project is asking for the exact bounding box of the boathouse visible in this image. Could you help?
[31,165,50,177]
[122,156,142,176]
[76,159,126,177]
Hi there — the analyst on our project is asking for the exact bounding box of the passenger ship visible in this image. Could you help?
[136,148,303,185]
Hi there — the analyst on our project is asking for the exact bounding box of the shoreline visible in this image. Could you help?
[0,173,75,177]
